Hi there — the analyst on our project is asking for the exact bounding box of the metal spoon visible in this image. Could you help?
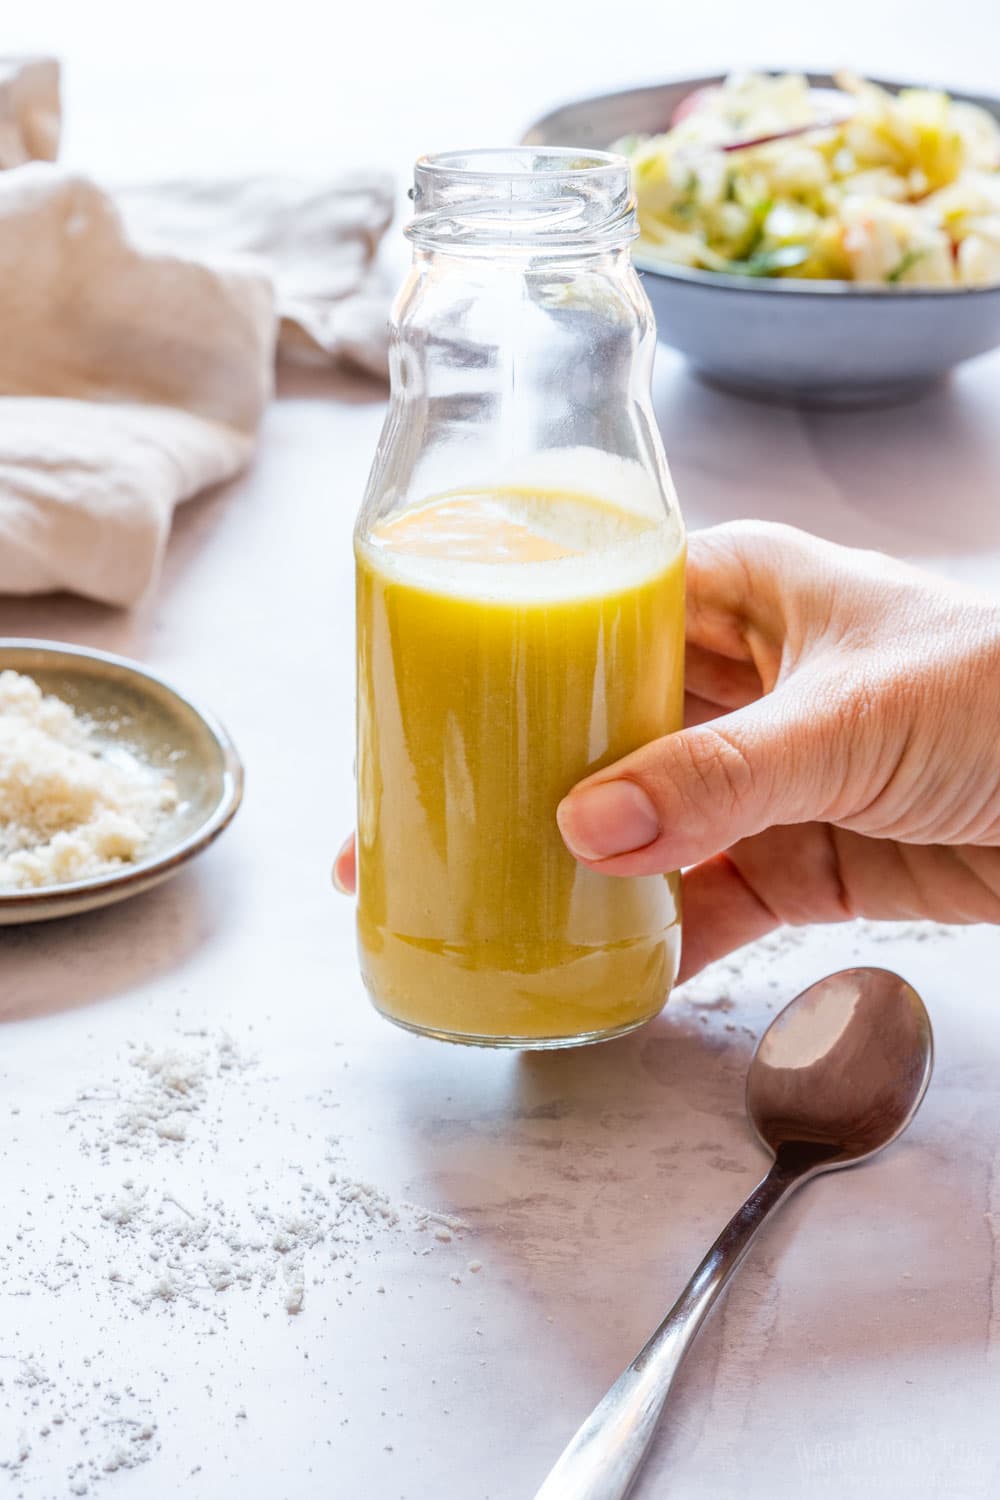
[534,966,934,1500]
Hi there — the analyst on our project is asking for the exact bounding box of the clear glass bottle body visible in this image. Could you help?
[355,150,685,1047]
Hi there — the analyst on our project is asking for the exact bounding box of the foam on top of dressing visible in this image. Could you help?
[361,489,681,603]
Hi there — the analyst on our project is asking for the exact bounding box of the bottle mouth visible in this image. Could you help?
[407,147,637,251]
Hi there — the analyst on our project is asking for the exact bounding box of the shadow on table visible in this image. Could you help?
[0,472,243,662]
[654,356,1000,558]
[0,865,222,1024]
[274,360,387,404]
[407,997,757,1241]
[0,590,134,653]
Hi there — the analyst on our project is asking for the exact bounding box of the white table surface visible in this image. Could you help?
[4,5,1000,1497]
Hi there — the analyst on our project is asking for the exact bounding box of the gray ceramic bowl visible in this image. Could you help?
[524,74,1000,406]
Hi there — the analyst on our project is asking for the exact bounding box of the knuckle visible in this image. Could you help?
[646,724,756,821]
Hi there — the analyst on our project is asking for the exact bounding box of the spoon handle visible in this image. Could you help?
[533,1159,806,1500]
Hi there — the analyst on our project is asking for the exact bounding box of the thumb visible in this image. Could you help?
[556,685,844,876]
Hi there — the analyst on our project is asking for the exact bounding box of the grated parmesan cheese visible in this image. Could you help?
[0,669,177,890]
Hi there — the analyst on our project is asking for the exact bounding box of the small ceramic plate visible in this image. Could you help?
[0,639,244,924]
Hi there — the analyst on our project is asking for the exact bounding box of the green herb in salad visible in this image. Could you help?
[673,169,701,220]
[721,244,812,277]
[885,248,929,283]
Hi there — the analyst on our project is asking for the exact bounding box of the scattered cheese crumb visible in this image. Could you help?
[4,1028,475,1490]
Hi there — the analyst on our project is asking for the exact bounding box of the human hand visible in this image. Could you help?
[556,521,1000,978]
[335,522,1000,981]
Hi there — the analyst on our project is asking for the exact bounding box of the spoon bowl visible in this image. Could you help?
[748,966,934,1167]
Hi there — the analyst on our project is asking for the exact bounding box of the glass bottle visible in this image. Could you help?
[355,148,685,1048]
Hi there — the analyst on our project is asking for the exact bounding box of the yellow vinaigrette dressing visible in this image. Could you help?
[355,486,685,1045]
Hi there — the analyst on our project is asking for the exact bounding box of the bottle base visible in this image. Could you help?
[358,917,681,1050]
[370,999,661,1050]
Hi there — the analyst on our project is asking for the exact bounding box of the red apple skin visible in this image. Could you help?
[671,86,721,126]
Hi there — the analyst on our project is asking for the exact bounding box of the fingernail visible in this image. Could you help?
[557,780,660,861]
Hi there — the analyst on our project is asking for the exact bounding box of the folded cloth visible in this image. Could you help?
[118,174,395,378]
[0,165,275,605]
[0,56,395,607]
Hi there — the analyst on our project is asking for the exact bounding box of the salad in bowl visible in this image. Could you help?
[617,72,1000,286]
[525,71,1000,403]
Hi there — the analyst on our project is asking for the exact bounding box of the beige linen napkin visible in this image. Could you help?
[0,57,393,607]
[0,163,275,606]
[118,174,394,378]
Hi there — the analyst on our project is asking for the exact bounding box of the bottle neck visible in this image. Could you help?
[363,146,672,533]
